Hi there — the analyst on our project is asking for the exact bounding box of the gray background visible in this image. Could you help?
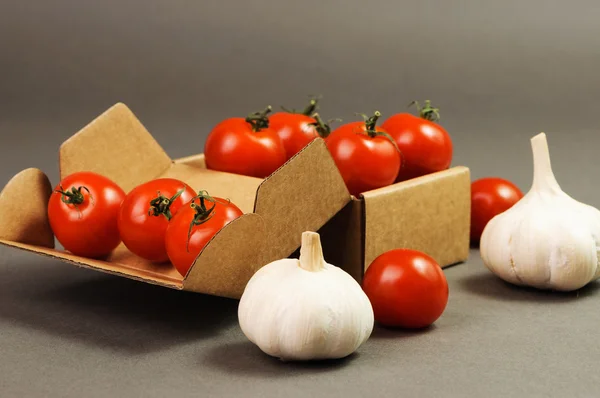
[1,0,600,397]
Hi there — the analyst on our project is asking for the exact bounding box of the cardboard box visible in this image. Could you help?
[317,167,471,282]
[0,102,471,298]
[0,103,350,299]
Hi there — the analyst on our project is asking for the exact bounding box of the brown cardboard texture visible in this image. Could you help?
[318,161,471,282]
[0,103,351,299]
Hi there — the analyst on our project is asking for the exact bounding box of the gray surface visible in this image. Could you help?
[1,0,600,397]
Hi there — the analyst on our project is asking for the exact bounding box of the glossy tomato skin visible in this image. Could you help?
[204,117,287,178]
[470,177,523,243]
[269,112,319,160]
[118,178,196,263]
[381,113,453,181]
[48,171,126,258]
[165,197,243,277]
[362,249,449,329]
[326,121,401,196]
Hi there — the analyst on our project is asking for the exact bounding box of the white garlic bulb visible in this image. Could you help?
[480,132,600,291]
[238,231,374,361]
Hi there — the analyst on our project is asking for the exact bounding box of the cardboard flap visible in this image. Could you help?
[253,138,351,263]
[0,168,54,248]
[361,166,471,270]
[59,103,172,193]
[183,213,266,299]
[0,239,183,289]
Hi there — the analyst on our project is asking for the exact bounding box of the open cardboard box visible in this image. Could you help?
[0,102,471,299]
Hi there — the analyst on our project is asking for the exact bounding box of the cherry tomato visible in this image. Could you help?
[325,111,401,196]
[118,178,196,263]
[381,100,453,182]
[165,191,243,277]
[471,177,524,244]
[204,106,287,178]
[47,171,126,258]
[269,98,328,160]
[362,249,449,329]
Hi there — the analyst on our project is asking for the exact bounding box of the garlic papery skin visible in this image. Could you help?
[480,132,600,291]
[237,231,374,361]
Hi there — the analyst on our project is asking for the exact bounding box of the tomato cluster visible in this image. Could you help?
[47,172,242,277]
[203,98,454,197]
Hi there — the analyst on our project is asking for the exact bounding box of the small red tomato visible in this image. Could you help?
[362,249,449,329]
[381,100,453,182]
[470,177,524,244]
[326,111,401,196]
[118,178,196,263]
[48,171,126,258]
[269,98,325,160]
[165,192,243,277]
[204,106,287,178]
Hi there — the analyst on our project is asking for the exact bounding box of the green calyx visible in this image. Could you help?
[148,187,185,221]
[355,111,384,138]
[355,111,402,155]
[185,190,232,252]
[56,185,91,206]
[281,94,322,115]
[409,100,440,122]
[308,113,341,138]
[245,106,273,132]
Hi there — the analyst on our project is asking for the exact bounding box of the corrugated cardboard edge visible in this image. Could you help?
[362,166,471,271]
[0,168,54,248]
[183,213,266,299]
[253,138,352,265]
[59,102,173,193]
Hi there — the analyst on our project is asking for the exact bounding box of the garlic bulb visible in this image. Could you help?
[480,132,600,291]
[238,231,374,361]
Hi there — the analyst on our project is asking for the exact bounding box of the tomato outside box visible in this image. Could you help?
[0,103,471,298]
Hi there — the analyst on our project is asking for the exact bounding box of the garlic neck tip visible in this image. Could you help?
[531,132,547,145]
[299,231,326,272]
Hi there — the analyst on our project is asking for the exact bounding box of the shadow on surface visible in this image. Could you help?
[370,323,437,339]
[203,341,358,378]
[459,272,600,302]
[0,258,238,354]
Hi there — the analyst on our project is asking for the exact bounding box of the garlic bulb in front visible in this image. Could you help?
[238,231,374,361]
[480,132,600,291]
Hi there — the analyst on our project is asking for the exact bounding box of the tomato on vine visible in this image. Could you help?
[381,100,453,182]
[325,111,402,196]
[117,178,196,263]
[47,171,126,258]
[362,248,449,329]
[165,191,243,277]
[269,96,333,160]
[470,177,523,244]
[204,106,287,178]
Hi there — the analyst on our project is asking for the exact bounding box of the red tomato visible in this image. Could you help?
[47,171,126,258]
[362,249,449,329]
[204,106,287,178]
[325,111,401,196]
[381,100,453,182]
[470,177,524,243]
[269,98,331,160]
[165,192,243,277]
[118,178,196,263]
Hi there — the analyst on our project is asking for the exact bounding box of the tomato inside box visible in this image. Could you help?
[0,103,471,299]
